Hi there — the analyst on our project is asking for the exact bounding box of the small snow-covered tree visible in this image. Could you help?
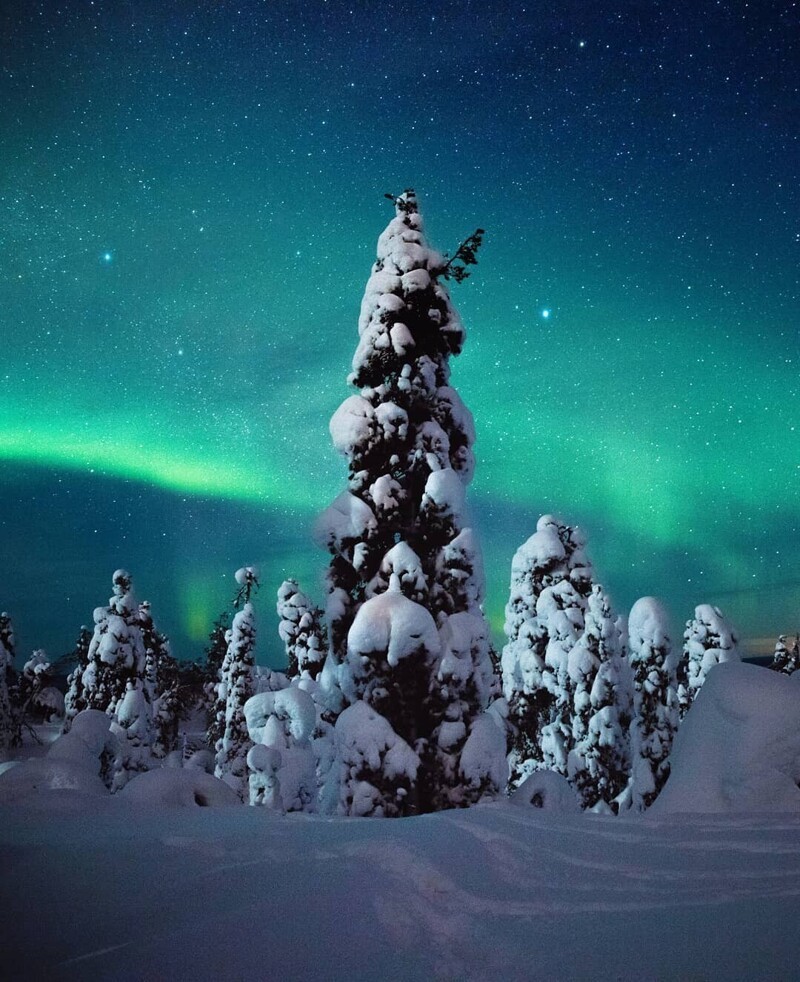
[276,579,327,680]
[0,612,15,677]
[501,515,593,784]
[79,571,154,787]
[10,649,52,741]
[63,626,92,734]
[624,597,678,811]
[247,744,283,811]
[81,570,148,717]
[770,633,799,676]
[110,679,155,790]
[679,604,741,718]
[203,610,231,748]
[429,611,507,809]
[314,190,502,813]
[566,585,629,809]
[244,685,317,812]
[0,612,15,749]
[214,567,258,800]
[139,601,182,757]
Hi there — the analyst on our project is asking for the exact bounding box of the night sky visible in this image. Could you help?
[1,1,798,666]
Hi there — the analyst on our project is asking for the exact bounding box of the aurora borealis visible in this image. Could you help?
[1,1,797,664]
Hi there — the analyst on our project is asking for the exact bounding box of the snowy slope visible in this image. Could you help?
[2,798,800,981]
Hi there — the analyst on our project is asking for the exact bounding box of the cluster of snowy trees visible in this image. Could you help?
[500,515,745,812]
[0,570,211,787]
[0,613,64,750]
[771,633,800,675]
[3,190,789,818]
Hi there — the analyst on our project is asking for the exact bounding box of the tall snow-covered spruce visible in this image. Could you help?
[315,190,504,815]
[214,567,259,800]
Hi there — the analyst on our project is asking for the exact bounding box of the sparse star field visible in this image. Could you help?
[0,1,797,664]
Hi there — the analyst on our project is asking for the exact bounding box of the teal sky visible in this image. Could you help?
[1,1,798,663]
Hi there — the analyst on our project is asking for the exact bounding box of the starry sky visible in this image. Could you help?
[1,0,798,666]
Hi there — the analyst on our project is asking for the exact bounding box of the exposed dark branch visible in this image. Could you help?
[383,190,416,214]
[440,228,485,282]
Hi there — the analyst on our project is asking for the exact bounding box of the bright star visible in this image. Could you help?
[100,251,113,264]
[541,308,551,319]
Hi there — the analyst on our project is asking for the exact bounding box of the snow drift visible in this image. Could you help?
[653,661,800,814]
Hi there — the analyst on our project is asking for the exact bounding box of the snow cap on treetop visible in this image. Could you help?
[112,569,132,593]
[628,597,671,654]
[235,566,259,586]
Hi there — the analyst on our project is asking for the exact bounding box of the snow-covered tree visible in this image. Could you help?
[276,579,327,680]
[770,633,800,676]
[139,601,182,757]
[203,610,231,748]
[678,604,741,718]
[247,744,283,811]
[537,579,588,777]
[429,611,506,809]
[10,649,52,741]
[325,699,421,818]
[110,679,154,791]
[244,685,317,812]
[0,612,15,676]
[624,597,678,811]
[81,570,148,717]
[565,584,629,809]
[63,626,92,734]
[78,571,154,788]
[214,567,258,800]
[501,515,593,784]
[0,612,15,749]
[314,191,503,813]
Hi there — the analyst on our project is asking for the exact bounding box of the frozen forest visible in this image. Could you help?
[2,193,799,980]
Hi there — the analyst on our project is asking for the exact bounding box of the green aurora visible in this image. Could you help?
[1,1,797,661]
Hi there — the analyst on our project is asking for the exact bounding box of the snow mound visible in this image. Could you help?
[117,768,241,808]
[0,757,107,803]
[653,661,800,814]
[510,769,581,812]
[46,709,119,789]
[184,749,215,773]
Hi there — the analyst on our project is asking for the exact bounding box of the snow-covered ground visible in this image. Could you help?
[3,661,799,980]
[2,796,799,981]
